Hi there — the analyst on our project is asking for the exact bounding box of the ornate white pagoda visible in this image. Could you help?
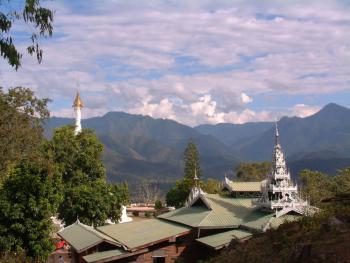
[73,92,83,135]
[256,124,310,218]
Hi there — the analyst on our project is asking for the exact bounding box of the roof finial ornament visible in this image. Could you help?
[275,122,280,145]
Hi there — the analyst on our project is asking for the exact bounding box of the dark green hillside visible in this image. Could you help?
[195,122,273,146]
[46,103,350,188]
[45,112,240,187]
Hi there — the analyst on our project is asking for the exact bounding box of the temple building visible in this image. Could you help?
[57,98,316,262]
[221,176,262,198]
[254,124,313,218]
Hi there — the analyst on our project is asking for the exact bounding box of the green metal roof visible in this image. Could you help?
[83,249,126,263]
[158,206,211,227]
[226,181,261,192]
[58,220,121,253]
[160,195,255,228]
[97,219,191,250]
[241,210,301,231]
[196,229,253,250]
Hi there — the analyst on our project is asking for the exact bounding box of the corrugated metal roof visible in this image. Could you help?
[196,229,252,250]
[200,195,254,227]
[97,219,191,250]
[160,195,256,228]
[83,249,126,263]
[158,206,211,227]
[58,220,121,252]
[241,211,301,231]
[227,181,261,192]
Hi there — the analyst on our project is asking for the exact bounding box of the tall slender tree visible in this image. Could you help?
[166,139,202,208]
[183,139,201,186]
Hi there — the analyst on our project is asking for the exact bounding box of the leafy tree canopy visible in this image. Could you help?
[200,178,220,194]
[59,180,129,226]
[45,126,106,184]
[299,169,334,205]
[1,0,53,69]
[0,160,62,262]
[235,162,271,181]
[300,168,350,206]
[0,87,50,182]
[46,125,130,226]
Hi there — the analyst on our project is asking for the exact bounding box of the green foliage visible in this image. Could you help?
[166,179,191,208]
[300,168,350,206]
[0,0,53,69]
[155,200,163,210]
[46,125,130,226]
[45,126,106,184]
[201,178,220,194]
[333,168,350,194]
[0,87,50,181]
[0,161,62,262]
[299,169,334,205]
[184,139,201,183]
[235,162,271,181]
[58,180,129,226]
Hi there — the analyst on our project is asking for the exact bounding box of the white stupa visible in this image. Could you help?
[256,123,312,218]
[73,92,83,135]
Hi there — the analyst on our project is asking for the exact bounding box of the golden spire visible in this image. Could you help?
[73,92,84,108]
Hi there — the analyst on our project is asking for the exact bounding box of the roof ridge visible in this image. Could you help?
[197,205,213,227]
[77,221,120,244]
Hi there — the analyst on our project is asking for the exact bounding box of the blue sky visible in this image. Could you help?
[1,0,350,126]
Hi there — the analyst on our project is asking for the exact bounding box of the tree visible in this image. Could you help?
[166,139,202,208]
[184,139,201,185]
[166,180,190,208]
[0,87,50,182]
[1,0,53,69]
[45,126,106,184]
[201,178,220,194]
[58,180,129,226]
[299,169,333,205]
[46,125,130,226]
[235,162,271,181]
[134,180,160,203]
[0,160,62,262]
[332,168,350,195]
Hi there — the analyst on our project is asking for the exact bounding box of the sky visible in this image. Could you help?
[0,0,350,126]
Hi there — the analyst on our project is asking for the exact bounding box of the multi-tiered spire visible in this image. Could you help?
[257,123,309,217]
[73,92,83,135]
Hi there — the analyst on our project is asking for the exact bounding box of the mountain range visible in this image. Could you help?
[45,103,350,189]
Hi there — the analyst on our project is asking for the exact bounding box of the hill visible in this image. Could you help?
[195,122,273,146]
[45,112,240,189]
[46,103,350,190]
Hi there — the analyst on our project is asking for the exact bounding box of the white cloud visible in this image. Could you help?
[291,104,321,118]
[241,93,253,104]
[1,0,349,125]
